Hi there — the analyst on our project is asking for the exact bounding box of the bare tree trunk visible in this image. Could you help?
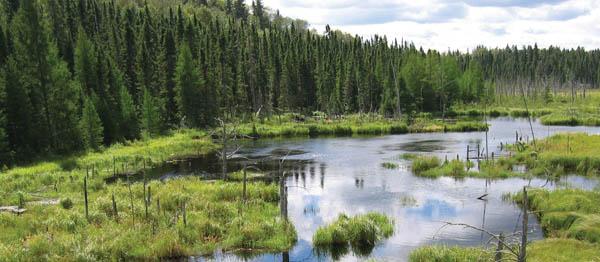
[221,123,227,179]
[495,233,505,262]
[519,187,528,262]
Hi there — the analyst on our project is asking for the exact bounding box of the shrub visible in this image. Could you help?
[60,198,73,210]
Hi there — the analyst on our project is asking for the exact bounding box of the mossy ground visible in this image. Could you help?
[0,130,295,260]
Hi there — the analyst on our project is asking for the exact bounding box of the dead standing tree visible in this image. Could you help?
[215,118,242,179]
[278,152,290,220]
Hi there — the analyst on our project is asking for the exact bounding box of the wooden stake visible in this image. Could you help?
[84,176,89,221]
[182,202,187,226]
[112,192,118,222]
[243,167,247,204]
[128,174,134,224]
[146,186,152,219]
[156,197,161,214]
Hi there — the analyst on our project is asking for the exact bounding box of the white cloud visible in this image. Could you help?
[263,0,600,51]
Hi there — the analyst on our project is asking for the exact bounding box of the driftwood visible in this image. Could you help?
[0,198,60,215]
[0,206,26,214]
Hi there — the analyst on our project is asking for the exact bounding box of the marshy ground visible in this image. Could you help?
[1,116,600,261]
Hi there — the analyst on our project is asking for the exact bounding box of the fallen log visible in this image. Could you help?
[0,206,26,214]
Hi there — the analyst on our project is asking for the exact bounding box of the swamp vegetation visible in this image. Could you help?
[0,130,296,260]
[1,0,600,261]
[407,134,600,261]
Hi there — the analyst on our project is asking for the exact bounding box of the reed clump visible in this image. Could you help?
[409,246,492,262]
[312,212,394,255]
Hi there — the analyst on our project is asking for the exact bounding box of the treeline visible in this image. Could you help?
[468,45,600,98]
[0,0,598,165]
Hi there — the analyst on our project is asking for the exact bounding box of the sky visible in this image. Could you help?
[262,0,600,51]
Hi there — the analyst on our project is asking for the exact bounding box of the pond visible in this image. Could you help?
[172,118,600,261]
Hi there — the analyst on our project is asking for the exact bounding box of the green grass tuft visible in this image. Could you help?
[409,246,492,262]
[313,212,394,257]
[381,162,399,169]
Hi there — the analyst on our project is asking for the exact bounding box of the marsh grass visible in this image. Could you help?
[409,239,600,262]
[409,246,492,262]
[0,177,296,260]
[409,156,519,179]
[0,130,296,260]
[381,162,399,169]
[511,188,600,244]
[540,113,600,126]
[513,133,600,175]
[235,114,486,139]
[0,130,218,206]
[527,238,600,262]
[411,156,442,175]
[453,91,600,126]
[313,212,394,257]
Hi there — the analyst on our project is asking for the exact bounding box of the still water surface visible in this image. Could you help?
[174,118,600,261]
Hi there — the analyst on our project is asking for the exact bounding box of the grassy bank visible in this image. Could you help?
[409,238,600,262]
[405,133,600,179]
[0,130,219,206]
[0,130,296,259]
[513,133,600,176]
[452,91,600,126]
[512,189,600,243]
[540,112,600,126]
[233,114,488,138]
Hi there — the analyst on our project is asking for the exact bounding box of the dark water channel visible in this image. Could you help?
[165,118,600,261]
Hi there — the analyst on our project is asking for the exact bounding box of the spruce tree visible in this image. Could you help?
[75,29,98,95]
[0,68,11,166]
[140,87,161,137]
[175,43,204,127]
[4,57,33,159]
[161,29,178,128]
[47,46,83,153]
[118,82,139,140]
[80,95,104,151]
[8,0,55,154]
[252,0,267,28]
[234,0,247,20]
[0,24,7,65]
[225,0,233,15]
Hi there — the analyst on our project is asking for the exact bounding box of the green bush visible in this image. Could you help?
[60,198,73,210]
